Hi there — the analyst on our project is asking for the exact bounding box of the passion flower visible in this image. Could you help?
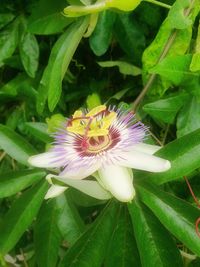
[28,105,171,202]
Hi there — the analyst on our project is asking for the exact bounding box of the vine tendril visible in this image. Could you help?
[183,176,200,238]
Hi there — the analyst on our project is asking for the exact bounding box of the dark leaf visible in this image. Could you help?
[0,180,48,255]
[0,169,45,198]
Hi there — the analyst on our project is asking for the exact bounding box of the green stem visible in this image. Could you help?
[144,0,171,9]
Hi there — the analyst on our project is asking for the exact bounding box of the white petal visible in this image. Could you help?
[46,174,111,200]
[28,152,63,168]
[45,185,68,199]
[131,143,161,154]
[60,162,101,179]
[118,150,171,172]
[98,165,135,202]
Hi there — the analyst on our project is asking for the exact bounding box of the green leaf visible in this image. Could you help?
[68,189,107,207]
[37,17,89,113]
[149,55,196,86]
[114,13,145,62]
[19,32,39,78]
[34,199,62,267]
[48,17,89,111]
[142,128,200,184]
[6,107,23,130]
[188,258,200,267]
[166,0,192,29]
[142,0,199,95]
[27,0,73,35]
[0,19,19,63]
[0,169,45,198]
[56,194,84,245]
[36,67,51,114]
[143,92,188,124]
[128,200,183,267]
[46,114,66,133]
[0,124,37,165]
[98,60,141,76]
[59,201,118,267]
[177,97,200,138]
[28,14,73,35]
[0,180,48,255]
[137,182,200,257]
[0,13,15,30]
[190,53,200,72]
[190,21,200,72]
[25,122,52,143]
[86,93,101,110]
[0,73,36,102]
[107,88,130,102]
[104,205,141,267]
[89,11,116,56]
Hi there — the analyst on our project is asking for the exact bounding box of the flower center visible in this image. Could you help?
[75,130,120,156]
[86,135,111,153]
[67,105,121,156]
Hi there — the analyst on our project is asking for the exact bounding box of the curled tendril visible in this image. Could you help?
[195,218,200,238]
[183,176,200,238]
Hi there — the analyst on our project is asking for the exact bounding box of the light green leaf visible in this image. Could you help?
[86,93,102,109]
[177,97,200,137]
[0,169,45,198]
[149,54,196,86]
[105,205,141,267]
[190,54,200,72]
[0,180,48,255]
[89,11,116,56]
[142,0,199,95]
[190,21,200,72]
[143,92,188,124]
[128,200,183,267]
[19,32,39,77]
[56,194,84,245]
[59,201,118,267]
[34,199,62,267]
[141,128,200,184]
[46,114,66,133]
[137,182,200,257]
[25,122,52,143]
[98,60,141,76]
[0,124,37,165]
[166,0,191,29]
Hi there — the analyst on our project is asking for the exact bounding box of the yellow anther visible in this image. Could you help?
[102,112,117,128]
[67,105,117,137]
[72,110,83,127]
[67,126,85,135]
[86,105,106,117]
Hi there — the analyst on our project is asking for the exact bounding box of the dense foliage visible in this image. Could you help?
[0,0,200,266]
